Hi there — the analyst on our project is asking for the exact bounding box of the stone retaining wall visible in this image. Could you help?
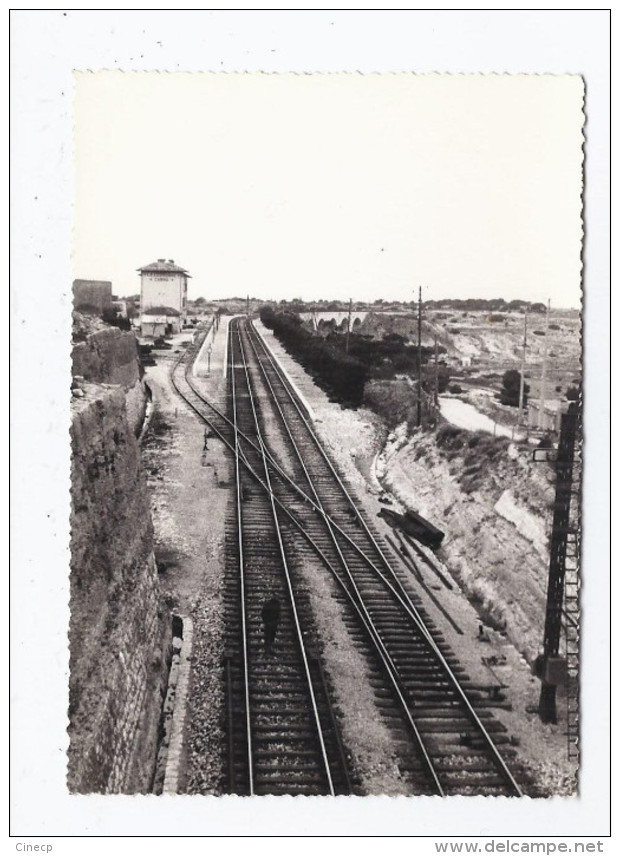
[68,383,169,793]
[72,327,146,434]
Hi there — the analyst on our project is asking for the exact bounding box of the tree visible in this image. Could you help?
[537,433,554,450]
[500,369,529,407]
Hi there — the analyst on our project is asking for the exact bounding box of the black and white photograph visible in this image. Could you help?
[11,8,611,844]
[68,69,584,798]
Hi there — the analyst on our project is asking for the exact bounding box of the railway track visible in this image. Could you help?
[171,318,527,797]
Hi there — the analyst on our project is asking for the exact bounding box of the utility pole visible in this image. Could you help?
[538,299,551,430]
[434,336,439,419]
[518,308,528,426]
[417,286,423,427]
[345,297,353,354]
[246,294,250,317]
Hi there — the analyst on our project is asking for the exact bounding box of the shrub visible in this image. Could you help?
[500,369,529,407]
[260,305,443,409]
[363,379,417,428]
[537,434,554,449]
[449,383,463,394]
[436,424,465,451]
[260,306,367,406]
[102,307,131,331]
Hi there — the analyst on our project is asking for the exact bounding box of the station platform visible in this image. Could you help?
[192,314,239,379]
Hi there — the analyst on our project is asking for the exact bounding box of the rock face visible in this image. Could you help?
[378,424,555,663]
[68,383,169,793]
[72,327,146,434]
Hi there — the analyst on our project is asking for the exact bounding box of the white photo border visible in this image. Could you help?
[10,7,611,841]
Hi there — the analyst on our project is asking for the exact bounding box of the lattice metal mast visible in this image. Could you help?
[538,404,579,723]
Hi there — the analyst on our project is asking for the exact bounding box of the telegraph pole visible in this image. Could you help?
[417,286,423,427]
[434,336,439,419]
[538,299,551,430]
[345,297,353,354]
[518,308,528,426]
[246,294,250,317]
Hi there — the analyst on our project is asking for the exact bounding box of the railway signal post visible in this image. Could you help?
[537,403,580,724]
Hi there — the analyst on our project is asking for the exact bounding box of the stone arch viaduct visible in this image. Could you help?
[299,310,369,332]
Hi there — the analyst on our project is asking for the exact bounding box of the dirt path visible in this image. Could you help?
[141,324,231,793]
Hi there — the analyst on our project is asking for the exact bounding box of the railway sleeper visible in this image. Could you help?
[440,771,512,786]
[254,714,317,726]
[250,664,315,676]
[251,675,315,686]
[416,720,508,735]
[253,728,323,738]
[423,744,518,759]
[253,767,325,779]
[251,692,313,703]
[424,733,514,749]
[438,762,521,778]
[252,748,331,759]
[407,706,495,719]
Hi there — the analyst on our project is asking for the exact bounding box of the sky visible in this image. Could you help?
[74,72,584,308]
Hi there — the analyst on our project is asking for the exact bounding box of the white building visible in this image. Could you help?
[139,259,190,335]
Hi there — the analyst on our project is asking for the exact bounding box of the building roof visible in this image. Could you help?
[140,316,169,325]
[142,306,181,316]
[138,259,191,276]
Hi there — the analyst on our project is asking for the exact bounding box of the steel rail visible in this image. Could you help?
[177,351,443,793]
[233,323,336,796]
[171,330,522,796]
[183,343,469,668]
[240,319,444,793]
[180,337,493,697]
[171,346,445,792]
[247,320,524,797]
[230,323,255,795]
